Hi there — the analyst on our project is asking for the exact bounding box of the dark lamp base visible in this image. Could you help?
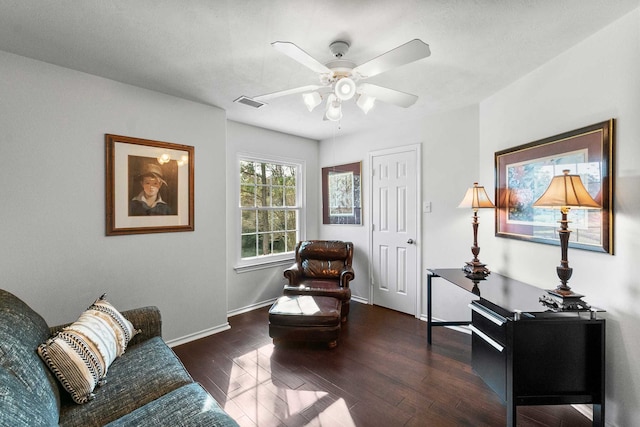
[539,289,591,311]
[463,261,490,279]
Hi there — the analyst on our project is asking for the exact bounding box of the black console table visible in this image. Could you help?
[427,268,605,427]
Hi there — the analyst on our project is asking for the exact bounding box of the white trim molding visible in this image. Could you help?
[228,298,278,317]
[167,323,231,347]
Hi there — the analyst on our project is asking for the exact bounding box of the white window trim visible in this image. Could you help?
[234,152,305,273]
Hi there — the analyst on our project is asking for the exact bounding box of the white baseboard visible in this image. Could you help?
[418,314,471,335]
[350,295,369,305]
[228,298,278,317]
[167,322,231,348]
[166,299,278,348]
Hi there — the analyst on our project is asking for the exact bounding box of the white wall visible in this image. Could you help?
[225,120,319,313]
[317,8,640,423]
[318,105,480,320]
[3,8,637,421]
[0,51,228,342]
[481,9,640,426]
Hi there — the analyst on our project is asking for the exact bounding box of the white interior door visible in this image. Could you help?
[370,145,420,315]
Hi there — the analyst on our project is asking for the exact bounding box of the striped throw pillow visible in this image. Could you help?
[37,294,139,404]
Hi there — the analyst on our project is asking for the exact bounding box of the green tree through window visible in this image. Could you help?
[239,159,299,259]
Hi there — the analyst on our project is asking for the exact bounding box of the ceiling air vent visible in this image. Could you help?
[234,96,267,109]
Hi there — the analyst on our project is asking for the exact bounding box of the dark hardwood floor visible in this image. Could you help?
[173,302,592,427]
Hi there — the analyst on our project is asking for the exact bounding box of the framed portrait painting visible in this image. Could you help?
[322,162,362,225]
[494,119,614,253]
[105,134,194,235]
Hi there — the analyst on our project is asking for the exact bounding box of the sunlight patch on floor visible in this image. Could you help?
[223,344,356,426]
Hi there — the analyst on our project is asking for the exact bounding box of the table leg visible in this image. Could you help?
[593,403,603,427]
[427,274,433,345]
[507,402,516,427]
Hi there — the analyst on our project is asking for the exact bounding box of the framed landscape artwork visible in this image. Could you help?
[494,119,614,253]
[322,162,362,225]
[105,134,194,235]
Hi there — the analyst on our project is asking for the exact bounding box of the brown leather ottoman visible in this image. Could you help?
[268,295,342,348]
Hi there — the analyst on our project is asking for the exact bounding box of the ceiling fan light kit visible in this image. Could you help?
[238,39,431,121]
[303,91,322,112]
[356,93,376,114]
[325,94,343,122]
[334,77,356,101]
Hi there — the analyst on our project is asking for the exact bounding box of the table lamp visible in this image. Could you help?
[458,182,495,278]
[533,169,601,310]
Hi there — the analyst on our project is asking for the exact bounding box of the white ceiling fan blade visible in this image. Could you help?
[358,83,418,108]
[254,85,326,102]
[271,41,333,75]
[353,39,431,79]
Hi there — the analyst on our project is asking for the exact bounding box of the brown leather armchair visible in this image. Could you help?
[283,240,355,322]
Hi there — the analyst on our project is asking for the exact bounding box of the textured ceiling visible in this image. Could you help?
[0,0,637,140]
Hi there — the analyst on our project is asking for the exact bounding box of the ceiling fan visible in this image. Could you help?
[235,39,431,121]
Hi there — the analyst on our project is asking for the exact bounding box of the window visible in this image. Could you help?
[236,155,304,271]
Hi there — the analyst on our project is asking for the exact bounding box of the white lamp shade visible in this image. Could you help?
[334,77,356,101]
[533,170,601,209]
[458,183,495,209]
[356,93,376,114]
[302,92,322,112]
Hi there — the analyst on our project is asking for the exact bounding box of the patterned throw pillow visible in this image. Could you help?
[37,294,139,404]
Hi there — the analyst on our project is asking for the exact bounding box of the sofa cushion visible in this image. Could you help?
[105,383,239,427]
[37,295,139,404]
[0,290,61,426]
[58,336,194,427]
[0,364,59,427]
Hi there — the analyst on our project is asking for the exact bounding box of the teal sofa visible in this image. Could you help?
[0,289,238,427]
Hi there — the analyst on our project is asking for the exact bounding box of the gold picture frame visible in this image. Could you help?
[105,134,194,235]
[495,120,614,253]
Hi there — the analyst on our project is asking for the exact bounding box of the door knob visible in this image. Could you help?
[407,239,415,244]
